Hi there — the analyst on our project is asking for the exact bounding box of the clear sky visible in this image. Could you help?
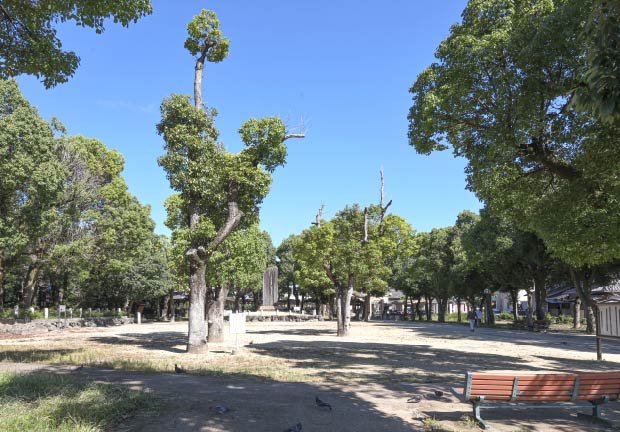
[17,0,480,246]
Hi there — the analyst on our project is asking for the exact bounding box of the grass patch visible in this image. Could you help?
[0,371,155,431]
[0,345,314,383]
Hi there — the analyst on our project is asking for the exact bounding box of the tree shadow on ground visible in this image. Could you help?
[248,339,548,387]
[378,321,620,355]
[247,328,334,337]
[248,337,620,431]
[4,364,417,432]
[89,332,186,353]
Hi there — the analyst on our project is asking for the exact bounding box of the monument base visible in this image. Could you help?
[259,306,277,312]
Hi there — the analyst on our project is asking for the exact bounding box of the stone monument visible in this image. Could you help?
[261,265,278,311]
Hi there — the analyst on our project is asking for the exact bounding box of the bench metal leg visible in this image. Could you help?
[472,397,488,430]
[576,396,613,427]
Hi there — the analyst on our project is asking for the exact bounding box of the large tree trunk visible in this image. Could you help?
[161,292,171,320]
[525,288,533,328]
[0,249,4,309]
[510,289,518,322]
[456,297,462,322]
[336,290,343,334]
[573,297,581,329]
[187,260,208,353]
[363,294,372,321]
[485,291,495,325]
[425,296,433,321]
[534,273,547,321]
[337,282,353,336]
[234,290,242,313]
[416,297,423,320]
[194,53,205,108]
[21,255,40,308]
[403,294,408,320]
[437,297,448,323]
[208,284,229,343]
[570,269,595,334]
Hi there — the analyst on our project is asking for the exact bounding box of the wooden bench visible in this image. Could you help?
[451,371,620,429]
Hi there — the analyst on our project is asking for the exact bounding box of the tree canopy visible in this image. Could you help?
[408,0,620,268]
[0,1,152,87]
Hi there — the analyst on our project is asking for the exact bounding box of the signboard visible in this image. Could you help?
[598,304,620,338]
[229,312,246,335]
[59,305,66,313]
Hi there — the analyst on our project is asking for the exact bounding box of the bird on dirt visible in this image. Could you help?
[174,364,186,374]
[284,422,302,432]
[424,390,444,400]
[407,395,422,403]
[249,340,254,345]
[315,396,332,410]
[211,404,230,414]
[73,364,84,372]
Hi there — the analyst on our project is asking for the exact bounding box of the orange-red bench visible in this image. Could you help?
[451,371,620,429]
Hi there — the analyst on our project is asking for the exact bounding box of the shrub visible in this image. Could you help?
[498,311,513,321]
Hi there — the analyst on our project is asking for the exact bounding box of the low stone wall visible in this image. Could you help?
[0,317,134,335]
[229,314,323,322]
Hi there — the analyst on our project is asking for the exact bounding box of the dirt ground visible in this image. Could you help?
[2,319,620,431]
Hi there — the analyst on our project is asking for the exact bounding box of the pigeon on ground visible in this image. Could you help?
[407,394,423,403]
[315,396,332,410]
[424,390,445,400]
[174,364,186,374]
[211,404,230,414]
[249,340,254,345]
[73,364,84,372]
[284,422,302,432]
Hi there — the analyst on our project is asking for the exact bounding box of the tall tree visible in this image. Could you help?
[407,0,620,320]
[207,225,268,341]
[0,79,65,307]
[0,1,152,87]
[277,235,300,310]
[158,9,302,353]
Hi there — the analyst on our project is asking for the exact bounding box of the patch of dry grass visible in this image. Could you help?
[0,340,314,383]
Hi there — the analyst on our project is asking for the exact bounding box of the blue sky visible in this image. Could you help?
[17,0,480,246]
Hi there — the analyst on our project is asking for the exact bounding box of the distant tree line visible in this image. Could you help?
[0,79,170,313]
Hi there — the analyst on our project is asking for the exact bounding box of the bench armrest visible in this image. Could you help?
[451,387,465,400]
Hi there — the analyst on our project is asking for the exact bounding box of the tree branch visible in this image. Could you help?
[311,203,324,227]
[283,133,305,141]
[209,180,244,252]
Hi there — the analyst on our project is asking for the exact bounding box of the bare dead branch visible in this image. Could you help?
[311,203,324,227]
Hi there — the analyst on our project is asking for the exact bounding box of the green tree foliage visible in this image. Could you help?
[293,204,401,335]
[158,9,301,353]
[573,0,620,123]
[0,79,65,307]
[0,80,168,312]
[407,0,620,270]
[0,1,152,87]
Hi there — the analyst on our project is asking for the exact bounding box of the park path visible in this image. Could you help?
[3,320,620,431]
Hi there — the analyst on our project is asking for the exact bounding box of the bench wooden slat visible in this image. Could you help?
[457,371,620,428]
[472,373,576,380]
[518,385,575,390]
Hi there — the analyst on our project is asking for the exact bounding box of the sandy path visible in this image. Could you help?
[2,320,620,431]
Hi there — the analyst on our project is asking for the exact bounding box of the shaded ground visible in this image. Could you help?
[2,320,620,431]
